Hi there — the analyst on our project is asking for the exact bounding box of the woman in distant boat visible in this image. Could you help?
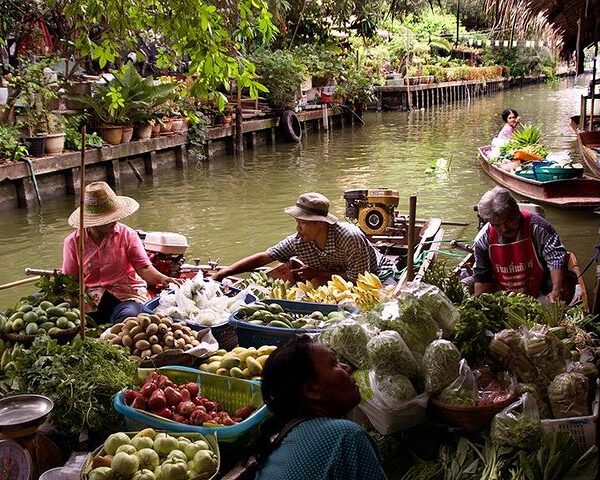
[497,108,521,141]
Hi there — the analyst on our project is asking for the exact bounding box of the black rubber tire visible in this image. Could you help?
[280,110,303,142]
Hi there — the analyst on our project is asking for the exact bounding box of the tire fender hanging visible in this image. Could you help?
[280,110,303,142]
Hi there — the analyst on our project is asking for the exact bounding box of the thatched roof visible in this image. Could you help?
[485,0,599,54]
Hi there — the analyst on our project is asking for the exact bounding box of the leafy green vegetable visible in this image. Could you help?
[423,339,460,394]
[9,336,137,436]
[367,330,419,378]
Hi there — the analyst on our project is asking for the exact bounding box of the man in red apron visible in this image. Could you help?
[473,187,575,302]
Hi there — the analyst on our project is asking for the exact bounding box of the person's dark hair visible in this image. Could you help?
[261,334,318,421]
[501,108,519,122]
[240,335,318,471]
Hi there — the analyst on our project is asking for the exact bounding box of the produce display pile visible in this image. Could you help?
[101,313,202,361]
[123,371,256,427]
[241,272,387,311]
[487,124,584,179]
[86,428,218,480]
[199,345,276,379]
[233,301,347,329]
[153,275,252,326]
[1,300,81,336]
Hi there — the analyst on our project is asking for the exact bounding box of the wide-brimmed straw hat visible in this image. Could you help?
[68,182,139,228]
[284,192,338,224]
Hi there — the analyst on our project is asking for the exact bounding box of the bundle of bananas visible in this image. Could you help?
[240,271,292,299]
[276,273,384,311]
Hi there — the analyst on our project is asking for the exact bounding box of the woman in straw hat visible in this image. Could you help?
[212,192,395,286]
[61,182,183,324]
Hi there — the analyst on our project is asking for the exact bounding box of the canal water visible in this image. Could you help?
[2,76,599,306]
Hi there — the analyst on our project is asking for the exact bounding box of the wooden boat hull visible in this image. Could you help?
[478,146,600,209]
[570,115,600,178]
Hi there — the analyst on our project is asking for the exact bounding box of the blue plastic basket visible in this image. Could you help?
[229,299,341,348]
[143,283,257,350]
[113,366,268,443]
[516,161,584,182]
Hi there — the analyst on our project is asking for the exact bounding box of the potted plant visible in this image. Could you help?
[0,123,28,163]
[43,112,68,154]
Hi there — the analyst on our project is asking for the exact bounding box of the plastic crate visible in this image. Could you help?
[540,379,599,453]
[143,284,257,351]
[516,161,584,182]
[113,366,268,443]
[229,299,341,348]
[80,430,220,480]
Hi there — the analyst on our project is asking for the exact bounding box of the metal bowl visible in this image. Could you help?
[0,394,54,432]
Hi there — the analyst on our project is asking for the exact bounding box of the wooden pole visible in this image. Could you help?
[235,84,243,154]
[78,126,86,339]
[406,196,417,282]
[0,276,41,291]
[589,42,598,132]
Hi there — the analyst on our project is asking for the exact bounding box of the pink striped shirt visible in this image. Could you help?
[62,223,151,311]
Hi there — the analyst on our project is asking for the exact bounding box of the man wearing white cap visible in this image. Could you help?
[212,192,395,285]
[62,182,183,323]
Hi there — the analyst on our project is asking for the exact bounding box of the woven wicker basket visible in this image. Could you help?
[428,395,516,432]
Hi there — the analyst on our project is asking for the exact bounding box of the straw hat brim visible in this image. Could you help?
[68,196,139,228]
[284,206,338,225]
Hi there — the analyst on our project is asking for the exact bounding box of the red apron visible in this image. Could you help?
[488,211,544,297]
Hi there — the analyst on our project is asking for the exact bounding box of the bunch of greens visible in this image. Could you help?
[320,319,374,370]
[32,273,80,306]
[423,260,467,305]
[9,336,137,436]
[451,293,541,366]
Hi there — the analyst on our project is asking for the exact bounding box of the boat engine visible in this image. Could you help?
[343,188,400,235]
[139,231,189,284]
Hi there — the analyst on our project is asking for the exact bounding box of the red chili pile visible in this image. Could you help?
[124,371,256,426]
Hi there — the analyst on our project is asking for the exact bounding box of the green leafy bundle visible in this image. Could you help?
[450,293,541,366]
[9,336,137,436]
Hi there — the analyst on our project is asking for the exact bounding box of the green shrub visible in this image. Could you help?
[0,124,28,163]
[251,50,307,109]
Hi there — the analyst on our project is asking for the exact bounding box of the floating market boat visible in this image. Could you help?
[477,146,600,209]
[570,115,600,178]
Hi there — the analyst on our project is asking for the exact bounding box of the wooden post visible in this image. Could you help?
[235,86,244,154]
[406,196,417,282]
[589,42,598,132]
[78,127,86,339]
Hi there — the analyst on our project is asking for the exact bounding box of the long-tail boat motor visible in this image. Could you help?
[142,231,189,278]
[343,188,400,235]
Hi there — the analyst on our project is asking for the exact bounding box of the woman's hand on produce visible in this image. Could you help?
[163,275,185,286]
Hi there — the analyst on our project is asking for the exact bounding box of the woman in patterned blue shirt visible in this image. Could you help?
[249,335,388,480]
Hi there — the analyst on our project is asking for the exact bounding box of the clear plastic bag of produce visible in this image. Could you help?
[395,281,460,334]
[369,296,438,360]
[437,359,477,406]
[351,370,428,435]
[489,329,537,383]
[423,334,461,394]
[319,318,377,370]
[367,330,419,378]
[517,382,552,419]
[523,324,567,380]
[548,371,590,418]
[477,372,516,406]
[491,392,543,449]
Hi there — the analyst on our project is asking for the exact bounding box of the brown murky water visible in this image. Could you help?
[2,76,598,306]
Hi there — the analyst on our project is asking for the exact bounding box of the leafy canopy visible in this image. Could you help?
[47,0,277,107]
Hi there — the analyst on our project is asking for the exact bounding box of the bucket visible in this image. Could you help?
[39,467,63,480]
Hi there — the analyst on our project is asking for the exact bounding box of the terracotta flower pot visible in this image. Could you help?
[136,123,153,140]
[120,125,134,143]
[44,133,66,154]
[171,117,185,133]
[159,118,173,133]
[150,123,161,138]
[101,125,123,145]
